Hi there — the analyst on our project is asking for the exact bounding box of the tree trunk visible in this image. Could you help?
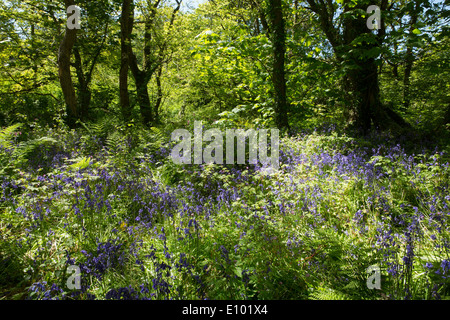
[341,1,408,133]
[73,47,91,121]
[58,0,78,128]
[392,29,399,79]
[403,1,419,111]
[268,0,289,130]
[154,65,163,123]
[305,0,409,133]
[127,0,181,127]
[403,54,413,110]
[31,25,38,87]
[342,2,375,133]
[120,0,133,123]
[72,23,108,121]
[348,59,386,131]
[127,1,158,127]
[134,73,153,125]
[444,103,450,126]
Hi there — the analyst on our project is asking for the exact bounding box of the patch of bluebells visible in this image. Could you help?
[27,281,65,300]
[7,125,450,300]
[219,245,231,264]
[422,259,450,299]
[105,286,143,300]
[434,259,450,279]
[69,238,129,282]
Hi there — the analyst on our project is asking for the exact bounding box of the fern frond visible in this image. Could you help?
[145,126,166,150]
[12,136,59,163]
[77,121,91,134]
[0,123,22,149]
[66,156,92,170]
[309,287,350,300]
[80,117,117,139]
[149,126,162,135]
[105,131,124,153]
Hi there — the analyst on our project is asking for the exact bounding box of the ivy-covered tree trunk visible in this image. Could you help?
[58,0,78,128]
[306,0,409,134]
[347,58,384,132]
[268,0,290,130]
[342,2,384,132]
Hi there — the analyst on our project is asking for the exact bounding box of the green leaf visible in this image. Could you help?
[68,157,92,170]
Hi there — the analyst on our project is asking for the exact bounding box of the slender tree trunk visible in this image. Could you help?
[120,0,133,123]
[58,0,78,128]
[73,47,91,121]
[127,0,159,126]
[392,31,399,79]
[268,0,289,130]
[293,0,299,25]
[403,53,413,110]
[127,0,181,127]
[154,65,163,123]
[31,25,38,87]
[72,24,108,121]
[403,2,419,110]
[444,103,450,126]
[134,73,153,124]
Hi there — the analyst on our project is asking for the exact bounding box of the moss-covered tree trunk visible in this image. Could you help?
[306,0,410,133]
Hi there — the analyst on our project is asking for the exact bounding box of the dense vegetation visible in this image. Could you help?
[0,0,449,300]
